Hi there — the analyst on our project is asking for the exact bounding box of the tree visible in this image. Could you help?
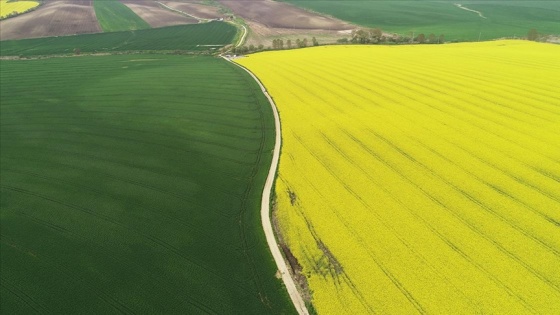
[438,34,445,44]
[272,39,284,49]
[527,29,538,41]
[258,44,264,50]
[74,48,81,55]
[352,29,370,44]
[295,38,307,48]
[248,44,255,51]
[312,37,318,46]
[416,33,426,43]
[428,33,436,43]
[372,28,382,40]
[287,39,292,49]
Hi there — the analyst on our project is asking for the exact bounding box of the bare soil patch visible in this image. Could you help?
[218,0,355,47]
[219,0,351,30]
[160,1,224,20]
[0,0,101,40]
[120,0,198,27]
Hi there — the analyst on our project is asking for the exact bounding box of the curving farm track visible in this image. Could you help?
[225,56,310,315]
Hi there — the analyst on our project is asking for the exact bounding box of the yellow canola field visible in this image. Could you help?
[0,0,38,18]
[236,40,560,314]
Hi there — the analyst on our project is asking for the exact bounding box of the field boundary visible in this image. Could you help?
[223,56,309,315]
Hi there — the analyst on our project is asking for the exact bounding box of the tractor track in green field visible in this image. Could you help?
[1,129,256,166]
[0,55,296,313]
[1,183,257,298]
[1,217,220,314]
[0,276,49,314]
[2,166,244,249]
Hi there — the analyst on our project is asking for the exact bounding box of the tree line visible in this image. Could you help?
[337,28,445,45]
[527,29,547,42]
[230,37,319,54]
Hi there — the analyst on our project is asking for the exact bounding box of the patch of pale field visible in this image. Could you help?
[244,20,354,48]
[218,0,355,48]
[237,40,560,314]
[219,0,350,30]
[159,1,223,20]
[119,0,197,27]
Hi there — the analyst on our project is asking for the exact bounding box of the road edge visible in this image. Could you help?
[222,56,310,315]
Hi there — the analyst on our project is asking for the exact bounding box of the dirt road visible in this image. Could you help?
[236,24,248,47]
[223,57,309,315]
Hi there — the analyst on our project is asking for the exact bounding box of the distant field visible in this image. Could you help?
[120,0,198,28]
[0,0,102,41]
[0,0,38,18]
[283,0,560,40]
[0,55,294,314]
[237,41,560,314]
[0,21,236,56]
[93,0,150,32]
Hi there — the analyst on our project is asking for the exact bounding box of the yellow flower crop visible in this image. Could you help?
[237,40,560,314]
[0,0,39,18]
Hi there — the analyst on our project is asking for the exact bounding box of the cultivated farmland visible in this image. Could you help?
[0,55,294,314]
[160,1,224,20]
[284,0,560,41]
[0,0,101,40]
[120,0,198,28]
[93,0,150,32]
[237,41,560,314]
[0,21,236,56]
[0,0,39,19]
[217,0,355,47]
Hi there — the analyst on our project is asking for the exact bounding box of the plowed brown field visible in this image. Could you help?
[120,0,198,27]
[217,0,354,47]
[0,0,100,40]
[219,0,350,30]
